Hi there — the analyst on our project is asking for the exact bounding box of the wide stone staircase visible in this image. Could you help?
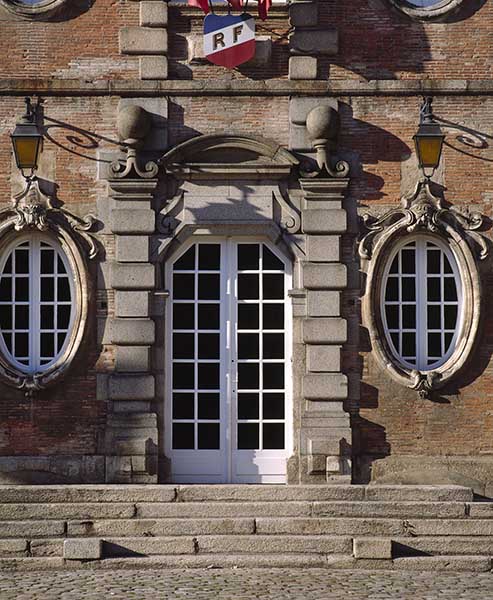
[0,484,493,571]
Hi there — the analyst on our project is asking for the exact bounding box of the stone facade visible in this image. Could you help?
[0,0,492,491]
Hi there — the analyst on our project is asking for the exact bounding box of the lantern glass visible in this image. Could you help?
[11,135,43,171]
[414,134,444,169]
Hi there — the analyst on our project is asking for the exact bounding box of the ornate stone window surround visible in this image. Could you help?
[360,181,486,397]
[386,0,464,20]
[0,0,68,18]
[0,178,96,396]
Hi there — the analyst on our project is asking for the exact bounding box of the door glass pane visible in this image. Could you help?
[173,304,194,329]
[263,333,284,359]
[198,423,220,449]
[263,274,284,299]
[238,423,259,450]
[173,393,195,420]
[198,363,220,389]
[173,363,194,389]
[198,304,219,329]
[263,424,284,450]
[173,333,194,359]
[198,244,220,270]
[238,244,259,270]
[238,333,259,359]
[238,274,259,299]
[173,423,195,449]
[238,304,259,329]
[263,245,284,271]
[198,333,219,359]
[198,274,220,300]
[174,246,195,270]
[238,393,259,420]
[263,304,283,329]
[238,363,259,389]
[263,363,284,389]
[263,393,285,419]
[198,393,220,420]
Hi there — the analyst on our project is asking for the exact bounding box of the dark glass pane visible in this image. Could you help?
[174,246,195,270]
[444,332,454,353]
[173,303,194,330]
[385,305,399,329]
[385,278,398,301]
[401,249,415,274]
[198,244,220,270]
[263,245,284,270]
[263,423,284,450]
[198,393,220,420]
[444,305,458,330]
[198,363,219,390]
[238,244,259,270]
[238,304,259,329]
[173,333,194,359]
[263,274,284,300]
[0,278,11,301]
[390,332,399,353]
[15,306,29,329]
[402,278,416,302]
[42,305,54,330]
[173,363,194,390]
[238,393,259,420]
[402,305,416,329]
[41,278,54,302]
[263,333,284,359]
[173,423,194,449]
[0,305,12,330]
[263,364,284,389]
[57,332,67,353]
[444,255,453,274]
[57,305,71,330]
[198,304,220,330]
[15,332,29,357]
[173,393,194,420]
[238,363,259,389]
[427,305,441,329]
[238,274,259,300]
[16,278,30,302]
[198,274,220,300]
[198,333,219,359]
[428,333,441,357]
[389,256,399,274]
[57,255,66,274]
[41,250,54,274]
[402,332,416,358]
[238,333,259,359]
[15,250,29,274]
[427,278,441,302]
[237,423,259,450]
[3,332,12,353]
[40,333,54,357]
[444,278,458,302]
[57,278,70,302]
[173,274,194,300]
[198,423,220,449]
[427,250,441,274]
[263,393,284,419]
[3,255,12,274]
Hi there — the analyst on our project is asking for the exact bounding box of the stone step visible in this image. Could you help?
[0,484,473,504]
[393,536,493,556]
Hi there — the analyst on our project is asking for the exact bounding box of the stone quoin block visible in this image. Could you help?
[309,438,342,456]
[110,319,155,346]
[307,291,341,317]
[306,235,340,262]
[247,37,273,67]
[64,539,102,561]
[353,538,392,560]
[110,209,155,234]
[140,1,168,27]
[115,346,151,373]
[303,264,347,290]
[109,375,155,401]
[140,56,168,80]
[115,291,151,317]
[289,1,319,27]
[116,236,150,263]
[289,29,338,55]
[307,345,341,373]
[289,56,318,81]
[303,373,348,400]
[303,318,347,345]
[302,209,347,234]
[111,264,155,290]
[120,27,168,55]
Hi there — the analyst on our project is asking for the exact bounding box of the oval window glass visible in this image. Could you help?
[382,237,462,371]
[0,234,74,374]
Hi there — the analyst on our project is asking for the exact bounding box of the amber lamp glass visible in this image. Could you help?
[10,107,43,173]
[413,121,445,171]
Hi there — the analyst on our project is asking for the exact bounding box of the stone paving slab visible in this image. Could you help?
[1,568,493,600]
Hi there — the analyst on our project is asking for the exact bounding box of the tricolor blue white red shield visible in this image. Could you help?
[204,13,255,68]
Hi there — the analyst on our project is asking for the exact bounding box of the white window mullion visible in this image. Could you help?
[31,235,40,372]
[225,238,234,481]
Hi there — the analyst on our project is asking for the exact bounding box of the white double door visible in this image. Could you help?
[165,237,292,483]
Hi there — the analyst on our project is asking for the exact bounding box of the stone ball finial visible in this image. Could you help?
[117,105,152,147]
[306,105,340,146]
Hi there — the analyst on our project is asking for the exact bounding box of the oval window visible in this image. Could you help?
[387,0,464,19]
[382,237,462,371]
[0,234,75,375]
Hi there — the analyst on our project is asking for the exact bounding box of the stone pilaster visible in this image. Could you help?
[299,177,352,483]
[104,175,159,483]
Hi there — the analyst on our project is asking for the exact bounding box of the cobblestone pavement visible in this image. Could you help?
[1,568,493,600]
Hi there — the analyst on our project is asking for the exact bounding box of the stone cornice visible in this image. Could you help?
[1,79,493,97]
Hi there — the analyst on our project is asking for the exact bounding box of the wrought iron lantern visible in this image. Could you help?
[413,96,445,179]
[10,97,43,178]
